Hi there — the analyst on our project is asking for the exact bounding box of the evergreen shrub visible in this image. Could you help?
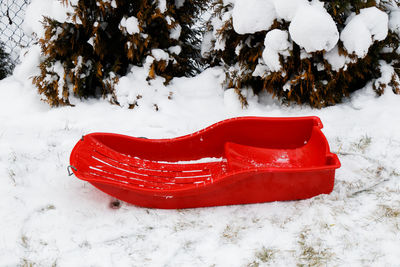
[203,0,400,108]
[33,0,207,106]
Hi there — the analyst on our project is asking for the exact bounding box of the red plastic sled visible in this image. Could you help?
[69,116,340,209]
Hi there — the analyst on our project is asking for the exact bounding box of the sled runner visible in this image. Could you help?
[69,116,340,209]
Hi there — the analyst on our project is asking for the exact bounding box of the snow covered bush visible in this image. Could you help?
[33,0,207,107]
[0,42,13,80]
[203,0,400,108]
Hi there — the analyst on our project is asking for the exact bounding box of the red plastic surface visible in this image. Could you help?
[69,116,341,209]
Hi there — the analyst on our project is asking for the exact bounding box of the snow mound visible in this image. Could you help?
[272,0,307,21]
[231,0,339,53]
[289,4,339,52]
[341,7,388,58]
[323,46,348,71]
[262,29,291,72]
[232,0,276,34]
[120,16,140,35]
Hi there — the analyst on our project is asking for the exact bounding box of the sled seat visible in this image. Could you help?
[72,135,227,191]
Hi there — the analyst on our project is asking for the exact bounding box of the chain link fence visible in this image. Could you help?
[0,0,32,63]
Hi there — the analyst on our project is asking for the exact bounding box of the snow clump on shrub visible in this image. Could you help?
[203,0,400,107]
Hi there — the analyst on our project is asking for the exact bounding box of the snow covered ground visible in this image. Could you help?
[1,44,400,266]
[1,0,400,266]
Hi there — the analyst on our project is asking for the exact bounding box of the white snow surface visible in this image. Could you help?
[168,45,182,55]
[170,24,182,40]
[158,0,167,13]
[1,1,400,266]
[120,16,140,35]
[323,46,349,71]
[175,0,186,9]
[155,157,224,165]
[262,29,291,72]
[289,4,339,53]
[273,0,307,21]
[232,0,276,35]
[341,7,389,58]
[389,10,400,35]
[23,0,74,39]
[150,49,170,61]
[1,38,400,266]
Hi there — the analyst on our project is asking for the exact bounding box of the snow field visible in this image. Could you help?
[1,0,400,265]
[1,42,400,265]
